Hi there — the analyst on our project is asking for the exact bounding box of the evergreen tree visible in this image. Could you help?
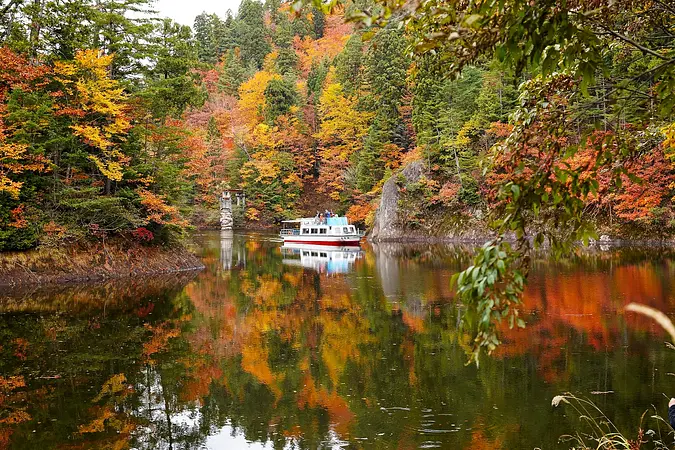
[273,19,298,75]
[213,14,234,58]
[365,28,409,112]
[144,19,205,118]
[264,77,299,124]
[307,59,330,100]
[355,27,411,191]
[218,49,247,96]
[90,0,156,80]
[311,7,325,38]
[334,34,364,96]
[234,0,271,69]
[194,13,218,64]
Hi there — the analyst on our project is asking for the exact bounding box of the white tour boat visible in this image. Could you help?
[280,216,362,246]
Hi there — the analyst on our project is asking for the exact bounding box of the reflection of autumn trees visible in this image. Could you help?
[496,258,675,384]
[0,278,197,449]
[183,240,374,445]
[179,238,675,449]
[4,237,675,449]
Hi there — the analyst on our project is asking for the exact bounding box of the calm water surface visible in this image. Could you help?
[2,231,675,449]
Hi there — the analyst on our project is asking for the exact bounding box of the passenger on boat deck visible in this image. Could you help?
[325,209,331,218]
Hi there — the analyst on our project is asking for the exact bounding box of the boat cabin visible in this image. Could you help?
[280,217,359,237]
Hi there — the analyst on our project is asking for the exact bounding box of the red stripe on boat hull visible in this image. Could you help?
[283,239,361,246]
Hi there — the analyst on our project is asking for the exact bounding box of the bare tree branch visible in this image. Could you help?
[653,0,675,17]
[599,27,671,61]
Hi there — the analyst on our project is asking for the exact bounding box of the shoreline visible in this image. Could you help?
[0,243,205,290]
[368,234,675,248]
[199,226,675,248]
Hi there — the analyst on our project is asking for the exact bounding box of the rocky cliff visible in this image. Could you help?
[369,161,425,242]
[369,160,493,243]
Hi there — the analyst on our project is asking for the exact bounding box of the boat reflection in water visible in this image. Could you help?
[281,243,363,274]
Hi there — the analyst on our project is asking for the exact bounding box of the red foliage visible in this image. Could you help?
[613,149,673,221]
[200,69,220,94]
[132,227,154,242]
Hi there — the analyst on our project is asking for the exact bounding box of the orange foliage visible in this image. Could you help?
[0,48,50,200]
[142,321,182,364]
[497,260,674,382]
[137,188,188,227]
[0,375,30,443]
[293,15,352,75]
[346,202,374,224]
[613,149,673,221]
[241,343,282,398]
[296,375,354,436]
[7,205,27,228]
[430,181,461,205]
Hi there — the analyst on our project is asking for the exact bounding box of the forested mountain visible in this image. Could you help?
[0,0,673,251]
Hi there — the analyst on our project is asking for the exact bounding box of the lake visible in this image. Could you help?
[2,231,675,449]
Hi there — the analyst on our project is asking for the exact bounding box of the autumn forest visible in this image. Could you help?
[2,1,675,447]
[1,0,674,252]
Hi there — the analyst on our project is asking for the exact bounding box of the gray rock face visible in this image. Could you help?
[369,160,424,242]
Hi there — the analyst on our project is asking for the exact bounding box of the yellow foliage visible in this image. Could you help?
[316,78,372,153]
[54,50,131,182]
[241,342,282,399]
[246,207,261,221]
[238,71,280,131]
[315,75,373,197]
[92,373,128,403]
[0,143,48,199]
[251,123,281,150]
[263,51,278,72]
[664,122,675,154]
[241,158,278,183]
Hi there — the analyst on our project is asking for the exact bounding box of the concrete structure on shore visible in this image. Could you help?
[219,190,245,231]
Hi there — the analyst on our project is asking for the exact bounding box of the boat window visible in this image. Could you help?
[349,226,355,233]
[311,228,318,234]
[320,252,327,257]
[311,252,318,256]
[301,228,308,234]
[343,227,349,234]
[319,228,327,234]
[303,251,309,256]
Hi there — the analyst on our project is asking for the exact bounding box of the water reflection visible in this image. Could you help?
[1,233,675,449]
[281,244,363,274]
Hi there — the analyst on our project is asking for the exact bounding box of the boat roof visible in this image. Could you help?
[282,217,351,225]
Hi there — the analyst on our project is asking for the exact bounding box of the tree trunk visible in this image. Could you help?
[28,0,43,58]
